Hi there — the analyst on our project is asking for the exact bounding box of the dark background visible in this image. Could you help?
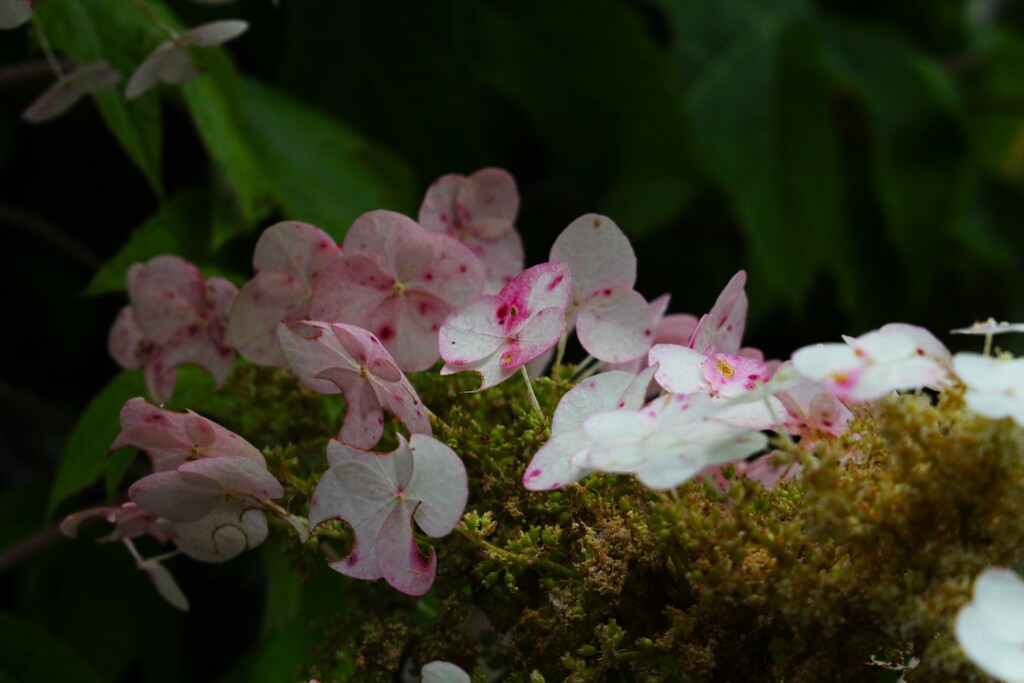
[2,0,1024,680]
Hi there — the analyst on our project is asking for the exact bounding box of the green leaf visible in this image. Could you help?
[821,20,970,283]
[686,12,847,309]
[35,0,164,196]
[84,188,211,296]
[0,612,103,683]
[240,78,417,240]
[48,371,145,517]
[218,560,351,683]
[182,50,268,225]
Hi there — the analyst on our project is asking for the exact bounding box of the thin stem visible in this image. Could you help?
[0,58,74,87]
[122,537,145,566]
[552,329,569,371]
[131,0,179,40]
[520,366,545,423]
[31,18,64,78]
[0,203,103,272]
[146,548,182,564]
[0,525,62,575]
[572,355,598,377]
[983,333,993,357]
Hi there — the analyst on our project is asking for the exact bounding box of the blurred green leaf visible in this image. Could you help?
[48,371,145,517]
[218,559,350,683]
[821,20,970,285]
[35,0,165,195]
[470,0,702,231]
[0,612,103,683]
[84,188,211,296]
[646,0,807,84]
[182,50,268,225]
[686,13,847,308]
[240,78,417,240]
[260,541,303,639]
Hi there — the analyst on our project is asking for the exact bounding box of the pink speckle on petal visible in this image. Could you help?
[547,275,565,291]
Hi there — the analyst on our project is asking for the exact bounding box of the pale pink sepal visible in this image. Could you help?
[111,397,264,472]
[439,261,570,390]
[277,321,430,448]
[22,60,121,124]
[309,210,484,372]
[228,221,342,367]
[125,20,249,100]
[309,434,468,596]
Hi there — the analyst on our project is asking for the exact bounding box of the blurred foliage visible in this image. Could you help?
[4,0,1024,681]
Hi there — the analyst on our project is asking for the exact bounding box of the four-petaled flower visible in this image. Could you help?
[108,255,237,402]
[439,261,571,390]
[791,323,949,402]
[522,366,658,491]
[310,210,484,372]
[418,168,524,293]
[228,221,343,367]
[308,435,468,596]
[277,320,431,448]
[125,20,249,100]
[575,393,768,490]
[129,454,284,563]
[953,352,1024,427]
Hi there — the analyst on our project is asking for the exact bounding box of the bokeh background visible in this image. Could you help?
[2,0,1024,680]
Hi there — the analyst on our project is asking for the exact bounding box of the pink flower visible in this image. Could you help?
[228,221,342,367]
[549,214,653,363]
[129,455,283,563]
[648,344,779,429]
[309,435,468,596]
[125,20,249,100]
[277,320,431,449]
[604,294,698,374]
[108,255,237,403]
[310,210,484,371]
[439,262,571,390]
[60,501,173,545]
[110,397,264,472]
[418,168,524,293]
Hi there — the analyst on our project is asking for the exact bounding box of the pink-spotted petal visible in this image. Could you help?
[129,470,223,522]
[522,430,592,491]
[454,167,519,240]
[439,296,506,366]
[178,455,283,500]
[550,214,636,300]
[707,271,748,355]
[128,256,205,343]
[650,344,707,394]
[405,434,467,537]
[109,306,147,370]
[497,307,565,370]
[377,500,436,596]
[576,287,653,363]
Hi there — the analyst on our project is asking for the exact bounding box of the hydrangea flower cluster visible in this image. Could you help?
[60,166,1024,679]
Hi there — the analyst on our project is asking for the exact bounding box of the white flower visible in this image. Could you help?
[954,352,1024,426]
[951,318,1024,336]
[791,323,949,402]
[955,567,1024,682]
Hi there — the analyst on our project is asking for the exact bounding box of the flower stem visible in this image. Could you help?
[131,0,179,41]
[520,366,545,423]
[31,18,64,79]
